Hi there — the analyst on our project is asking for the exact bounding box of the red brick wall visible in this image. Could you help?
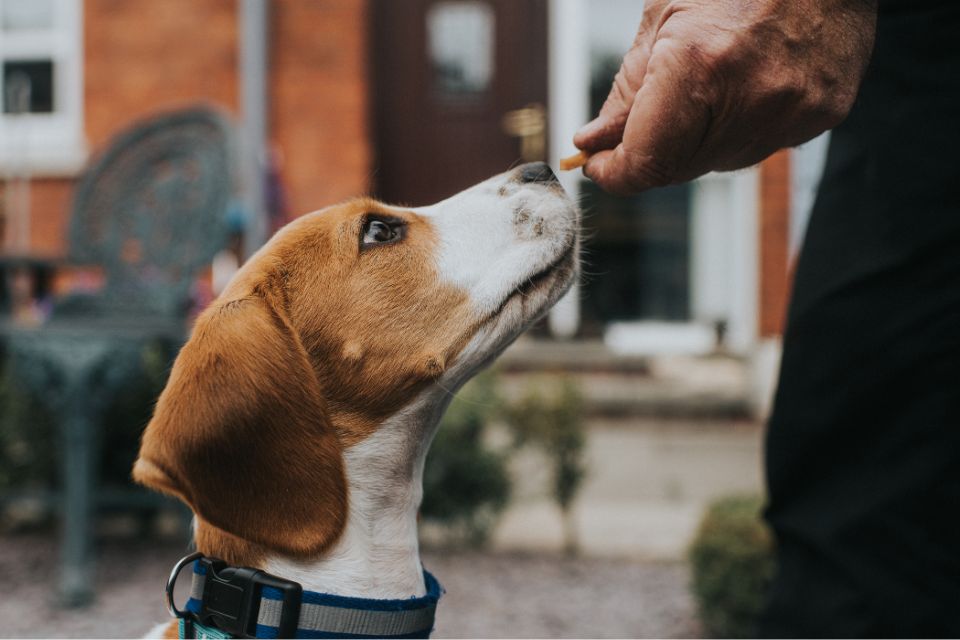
[758,150,792,337]
[84,0,240,149]
[0,179,72,258]
[28,179,74,257]
[270,0,371,216]
[12,0,371,257]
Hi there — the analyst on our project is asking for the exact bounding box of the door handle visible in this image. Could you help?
[501,103,546,162]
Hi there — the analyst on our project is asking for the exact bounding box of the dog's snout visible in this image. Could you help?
[517,162,559,186]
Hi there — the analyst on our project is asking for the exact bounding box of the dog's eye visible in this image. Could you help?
[361,218,403,247]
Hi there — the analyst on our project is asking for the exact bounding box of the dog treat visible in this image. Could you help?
[559,151,588,171]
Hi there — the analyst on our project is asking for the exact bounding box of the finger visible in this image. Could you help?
[574,36,655,153]
[583,143,677,195]
[584,42,712,194]
[582,147,652,195]
[573,111,628,155]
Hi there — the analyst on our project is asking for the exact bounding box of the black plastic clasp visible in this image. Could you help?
[196,556,303,639]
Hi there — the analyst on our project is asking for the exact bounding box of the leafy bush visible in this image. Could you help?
[503,375,587,554]
[0,340,172,494]
[0,364,58,492]
[689,494,775,638]
[421,371,510,545]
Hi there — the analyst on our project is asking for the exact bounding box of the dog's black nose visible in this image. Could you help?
[517,162,559,185]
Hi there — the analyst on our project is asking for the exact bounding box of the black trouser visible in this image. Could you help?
[760,1,960,636]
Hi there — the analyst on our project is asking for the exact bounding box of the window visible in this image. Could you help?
[0,0,85,174]
[426,1,495,99]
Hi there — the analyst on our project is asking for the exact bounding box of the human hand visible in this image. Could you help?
[573,0,878,194]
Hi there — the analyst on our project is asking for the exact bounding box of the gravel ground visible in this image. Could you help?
[0,533,701,638]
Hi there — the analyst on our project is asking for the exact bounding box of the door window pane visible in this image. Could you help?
[580,0,692,329]
[1,0,54,31]
[580,182,691,331]
[427,1,495,97]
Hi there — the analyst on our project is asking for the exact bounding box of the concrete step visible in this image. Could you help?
[498,337,651,374]
[490,416,765,560]
[422,416,765,560]
[497,339,752,420]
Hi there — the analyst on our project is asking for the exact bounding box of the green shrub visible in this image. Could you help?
[503,375,587,554]
[421,371,510,545]
[689,494,775,639]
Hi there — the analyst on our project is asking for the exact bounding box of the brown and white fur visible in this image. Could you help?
[133,163,578,636]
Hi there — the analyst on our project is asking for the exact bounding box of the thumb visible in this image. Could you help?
[574,111,628,154]
[584,47,711,194]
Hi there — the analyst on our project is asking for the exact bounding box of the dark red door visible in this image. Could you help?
[371,0,548,206]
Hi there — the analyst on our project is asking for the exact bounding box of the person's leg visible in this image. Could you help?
[761,225,960,636]
[761,4,960,635]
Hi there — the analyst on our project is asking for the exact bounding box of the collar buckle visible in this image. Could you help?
[167,552,302,639]
[197,557,302,639]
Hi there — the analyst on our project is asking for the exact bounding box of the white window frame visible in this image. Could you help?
[548,0,762,354]
[0,0,86,176]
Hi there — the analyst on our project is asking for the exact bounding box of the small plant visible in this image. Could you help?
[421,371,510,546]
[503,375,587,555]
[688,494,775,639]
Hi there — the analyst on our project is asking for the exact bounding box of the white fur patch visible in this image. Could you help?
[415,169,579,318]
[265,395,447,599]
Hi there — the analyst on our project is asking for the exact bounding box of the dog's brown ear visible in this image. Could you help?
[133,289,346,557]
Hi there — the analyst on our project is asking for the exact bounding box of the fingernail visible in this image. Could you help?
[575,117,604,142]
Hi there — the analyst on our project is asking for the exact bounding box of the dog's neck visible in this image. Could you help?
[262,392,449,599]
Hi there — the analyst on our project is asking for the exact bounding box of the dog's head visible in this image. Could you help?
[133,163,578,560]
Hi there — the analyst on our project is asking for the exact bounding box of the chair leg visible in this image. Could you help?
[59,395,95,607]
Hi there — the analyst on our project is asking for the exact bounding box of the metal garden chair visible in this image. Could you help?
[0,106,234,605]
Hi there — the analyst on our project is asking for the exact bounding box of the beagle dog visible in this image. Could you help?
[134,162,578,638]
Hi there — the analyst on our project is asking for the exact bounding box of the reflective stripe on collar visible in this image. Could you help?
[183,560,442,639]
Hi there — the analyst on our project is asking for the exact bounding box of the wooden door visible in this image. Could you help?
[371,0,548,206]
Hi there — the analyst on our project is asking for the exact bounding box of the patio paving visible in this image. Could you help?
[0,533,700,638]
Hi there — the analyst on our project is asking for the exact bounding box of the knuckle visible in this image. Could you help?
[609,70,636,109]
[684,30,739,77]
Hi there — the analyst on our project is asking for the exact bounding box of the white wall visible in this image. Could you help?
[546,0,589,338]
[690,170,760,356]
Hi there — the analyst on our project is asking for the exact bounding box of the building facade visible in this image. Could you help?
[1,0,817,396]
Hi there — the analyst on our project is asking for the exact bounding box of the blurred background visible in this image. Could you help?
[0,0,831,637]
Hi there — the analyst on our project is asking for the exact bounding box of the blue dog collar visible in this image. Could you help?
[170,553,442,639]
